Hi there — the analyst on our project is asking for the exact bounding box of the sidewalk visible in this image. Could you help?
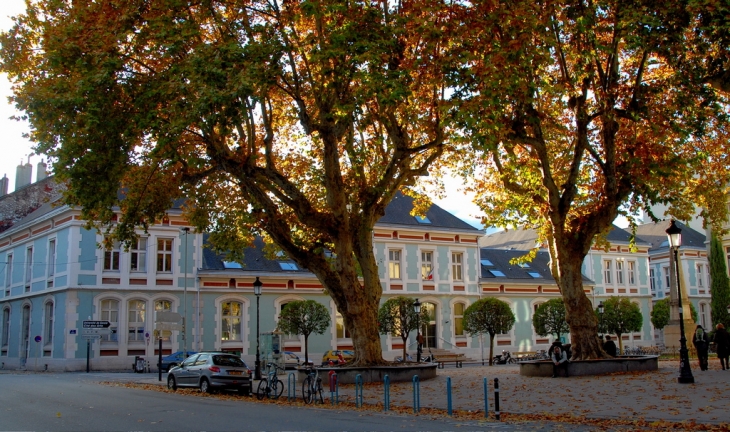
[77,359,730,427]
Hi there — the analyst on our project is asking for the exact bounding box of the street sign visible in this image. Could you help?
[154,311,181,323]
[34,335,42,343]
[81,328,110,336]
[155,322,182,331]
[83,320,111,328]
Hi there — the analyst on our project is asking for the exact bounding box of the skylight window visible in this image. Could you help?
[414,215,431,224]
[518,263,530,268]
[223,261,242,269]
[528,272,542,278]
[489,270,506,277]
[480,259,493,266]
[279,262,298,271]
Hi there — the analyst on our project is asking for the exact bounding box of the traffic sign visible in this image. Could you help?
[83,320,111,329]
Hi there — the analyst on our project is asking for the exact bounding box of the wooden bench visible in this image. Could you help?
[434,354,466,368]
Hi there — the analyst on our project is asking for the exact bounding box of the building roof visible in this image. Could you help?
[479,248,594,284]
[377,192,482,233]
[479,224,650,250]
[201,235,311,273]
[634,220,706,251]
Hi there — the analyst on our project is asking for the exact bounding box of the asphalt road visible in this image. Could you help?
[0,372,585,431]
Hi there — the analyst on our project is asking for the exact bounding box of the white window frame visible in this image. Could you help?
[696,263,705,288]
[452,252,463,282]
[100,299,119,343]
[25,247,33,289]
[103,240,120,271]
[127,299,146,343]
[650,269,656,291]
[1,307,10,354]
[616,259,624,285]
[388,249,402,280]
[603,260,612,284]
[130,237,148,273]
[47,239,56,279]
[5,254,12,288]
[421,251,434,281]
[43,301,53,355]
[156,238,173,273]
[627,261,636,285]
[221,300,243,342]
[663,266,670,289]
[700,302,709,329]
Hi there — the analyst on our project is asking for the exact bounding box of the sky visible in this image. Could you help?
[0,1,489,228]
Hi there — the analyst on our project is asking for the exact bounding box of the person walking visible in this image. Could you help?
[551,345,569,378]
[603,335,618,357]
[713,323,730,370]
[692,325,710,371]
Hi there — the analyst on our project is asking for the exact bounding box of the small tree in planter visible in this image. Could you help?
[602,297,643,354]
[533,298,570,343]
[276,300,330,367]
[378,297,422,362]
[650,297,698,331]
[463,298,515,365]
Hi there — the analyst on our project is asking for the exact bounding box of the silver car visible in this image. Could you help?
[167,352,252,395]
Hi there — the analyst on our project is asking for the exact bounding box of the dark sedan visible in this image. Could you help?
[167,352,252,395]
[158,351,198,373]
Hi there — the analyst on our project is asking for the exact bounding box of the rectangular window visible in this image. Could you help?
[603,260,612,284]
[696,264,705,287]
[663,266,670,288]
[157,238,173,272]
[616,260,624,284]
[130,237,147,273]
[5,254,12,287]
[421,251,433,280]
[452,253,463,281]
[128,300,146,342]
[44,302,54,351]
[454,303,465,336]
[101,299,119,342]
[388,250,401,280]
[221,301,242,341]
[25,247,33,287]
[650,269,656,291]
[103,240,120,271]
[47,239,56,278]
[628,261,636,285]
[1,308,9,348]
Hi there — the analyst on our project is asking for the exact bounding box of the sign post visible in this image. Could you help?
[82,321,110,372]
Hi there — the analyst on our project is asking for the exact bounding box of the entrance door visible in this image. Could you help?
[420,302,437,349]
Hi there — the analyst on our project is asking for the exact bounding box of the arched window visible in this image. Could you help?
[221,301,242,341]
[1,307,10,355]
[336,310,351,339]
[155,299,172,312]
[453,302,465,337]
[128,300,146,342]
[100,299,119,342]
[43,301,54,355]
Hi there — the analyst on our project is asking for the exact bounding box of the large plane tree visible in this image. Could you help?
[0,0,453,365]
[449,0,730,359]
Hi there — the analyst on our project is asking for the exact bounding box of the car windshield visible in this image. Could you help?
[212,355,245,367]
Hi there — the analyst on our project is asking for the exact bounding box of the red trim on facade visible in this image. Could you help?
[0,241,9,248]
[203,282,229,287]
[455,341,467,347]
[374,233,392,238]
[102,278,120,284]
[454,286,465,291]
[156,279,174,286]
[399,234,423,240]
[482,287,500,292]
[296,284,324,289]
[390,284,403,290]
[497,340,511,346]
[12,233,29,242]
[431,236,454,242]
[32,225,51,235]
[100,350,119,356]
[392,344,404,350]
[130,279,147,285]
[460,238,477,243]
[54,216,73,225]
[504,287,538,293]
[423,285,435,291]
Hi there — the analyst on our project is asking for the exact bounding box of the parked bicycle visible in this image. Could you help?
[256,362,285,400]
[301,365,324,404]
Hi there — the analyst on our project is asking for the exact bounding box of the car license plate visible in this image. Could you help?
[229,370,242,375]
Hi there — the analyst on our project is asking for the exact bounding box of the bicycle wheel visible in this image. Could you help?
[302,376,313,404]
[271,378,284,399]
[256,378,268,400]
[315,378,324,404]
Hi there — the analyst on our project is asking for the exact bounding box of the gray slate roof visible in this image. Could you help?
[634,220,706,251]
[480,224,650,250]
[378,192,483,232]
[479,248,594,284]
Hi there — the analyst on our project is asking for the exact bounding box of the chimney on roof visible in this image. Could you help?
[0,174,8,197]
[36,160,48,182]
[15,157,33,191]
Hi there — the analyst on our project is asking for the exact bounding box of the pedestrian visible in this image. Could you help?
[417,332,424,353]
[692,325,710,371]
[713,323,730,370]
[551,344,569,378]
[603,335,618,357]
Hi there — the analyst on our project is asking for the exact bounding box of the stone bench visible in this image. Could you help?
[519,355,659,377]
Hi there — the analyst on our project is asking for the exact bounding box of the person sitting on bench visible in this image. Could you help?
[551,345,569,378]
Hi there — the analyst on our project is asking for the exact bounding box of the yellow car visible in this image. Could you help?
[321,350,354,365]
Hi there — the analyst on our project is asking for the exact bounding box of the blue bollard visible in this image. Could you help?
[288,372,297,401]
[494,377,500,420]
[446,376,452,416]
[384,375,390,411]
[355,374,363,408]
[412,375,420,413]
[483,377,489,418]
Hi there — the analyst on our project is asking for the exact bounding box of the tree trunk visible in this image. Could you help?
[402,336,408,361]
[488,333,495,366]
[304,334,309,368]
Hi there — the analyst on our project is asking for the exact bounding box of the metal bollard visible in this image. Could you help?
[494,377,500,420]
[483,377,489,418]
[446,376,452,416]
[383,375,390,411]
[355,374,364,408]
[329,371,338,406]
[288,372,297,401]
[412,375,420,413]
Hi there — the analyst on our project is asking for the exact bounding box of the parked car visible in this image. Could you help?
[321,350,354,365]
[167,352,252,395]
[158,351,198,373]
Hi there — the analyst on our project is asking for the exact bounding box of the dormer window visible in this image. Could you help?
[489,270,506,277]
[223,261,242,269]
[415,215,431,224]
[528,272,541,278]
[480,259,493,266]
[279,262,298,271]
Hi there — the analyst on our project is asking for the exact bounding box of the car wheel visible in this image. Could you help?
[200,378,212,394]
[167,375,177,391]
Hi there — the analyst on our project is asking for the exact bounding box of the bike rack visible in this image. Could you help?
[287,372,297,401]
[383,375,390,411]
[354,374,363,408]
[412,375,420,413]
[446,376,452,416]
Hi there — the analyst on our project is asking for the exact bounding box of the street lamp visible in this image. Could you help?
[182,227,189,357]
[598,301,604,338]
[666,219,694,384]
[414,298,422,363]
[253,277,263,380]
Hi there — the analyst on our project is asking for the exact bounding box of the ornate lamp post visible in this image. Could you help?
[598,301,604,339]
[414,298,422,363]
[666,220,694,384]
[253,277,263,380]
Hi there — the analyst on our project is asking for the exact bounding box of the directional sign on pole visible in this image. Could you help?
[81,328,110,336]
[83,320,111,329]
